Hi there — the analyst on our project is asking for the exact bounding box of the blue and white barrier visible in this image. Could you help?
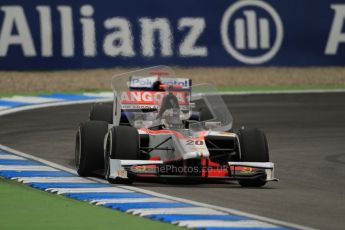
[0,0,344,69]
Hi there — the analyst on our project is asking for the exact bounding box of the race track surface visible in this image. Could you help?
[1,93,344,230]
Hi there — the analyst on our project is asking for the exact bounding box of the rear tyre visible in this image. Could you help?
[105,126,139,184]
[237,128,269,187]
[89,103,113,124]
[75,121,108,176]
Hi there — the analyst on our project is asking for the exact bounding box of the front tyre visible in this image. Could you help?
[237,128,269,187]
[75,121,108,176]
[104,126,139,184]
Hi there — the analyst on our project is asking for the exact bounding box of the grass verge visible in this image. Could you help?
[1,67,345,93]
[0,177,180,230]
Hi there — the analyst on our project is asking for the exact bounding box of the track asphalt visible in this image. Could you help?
[0,92,344,230]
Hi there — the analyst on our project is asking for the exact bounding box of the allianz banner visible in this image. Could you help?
[0,0,344,69]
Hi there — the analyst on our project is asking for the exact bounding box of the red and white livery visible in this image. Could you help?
[75,66,277,187]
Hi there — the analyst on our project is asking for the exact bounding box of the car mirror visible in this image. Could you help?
[204,121,222,130]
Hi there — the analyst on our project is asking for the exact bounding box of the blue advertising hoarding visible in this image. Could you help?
[0,0,344,69]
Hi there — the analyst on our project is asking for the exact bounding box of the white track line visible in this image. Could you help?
[0,106,10,110]
[128,207,227,216]
[0,165,57,171]
[175,220,278,228]
[46,187,133,194]
[0,98,111,116]
[92,198,175,205]
[83,92,113,98]
[0,96,62,104]
[0,154,26,160]
[15,177,94,183]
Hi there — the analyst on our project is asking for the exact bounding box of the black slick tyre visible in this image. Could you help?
[75,121,108,176]
[105,126,139,184]
[89,103,113,124]
[237,128,269,187]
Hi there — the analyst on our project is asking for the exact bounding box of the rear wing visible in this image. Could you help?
[129,76,192,91]
[122,76,192,110]
[120,90,190,110]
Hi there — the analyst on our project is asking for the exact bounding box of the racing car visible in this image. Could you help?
[75,66,277,187]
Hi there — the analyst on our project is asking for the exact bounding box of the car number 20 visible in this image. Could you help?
[186,140,204,145]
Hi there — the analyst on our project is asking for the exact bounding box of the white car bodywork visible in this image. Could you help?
[106,66,277,183]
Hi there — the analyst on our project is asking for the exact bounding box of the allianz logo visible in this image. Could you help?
[220,0,283,64]
[233,10,271,50]
[0,1,344,64]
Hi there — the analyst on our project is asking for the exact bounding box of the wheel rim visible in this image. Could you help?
[104,133,111,179]
[75,129,81,170]
[104,154,110,180]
